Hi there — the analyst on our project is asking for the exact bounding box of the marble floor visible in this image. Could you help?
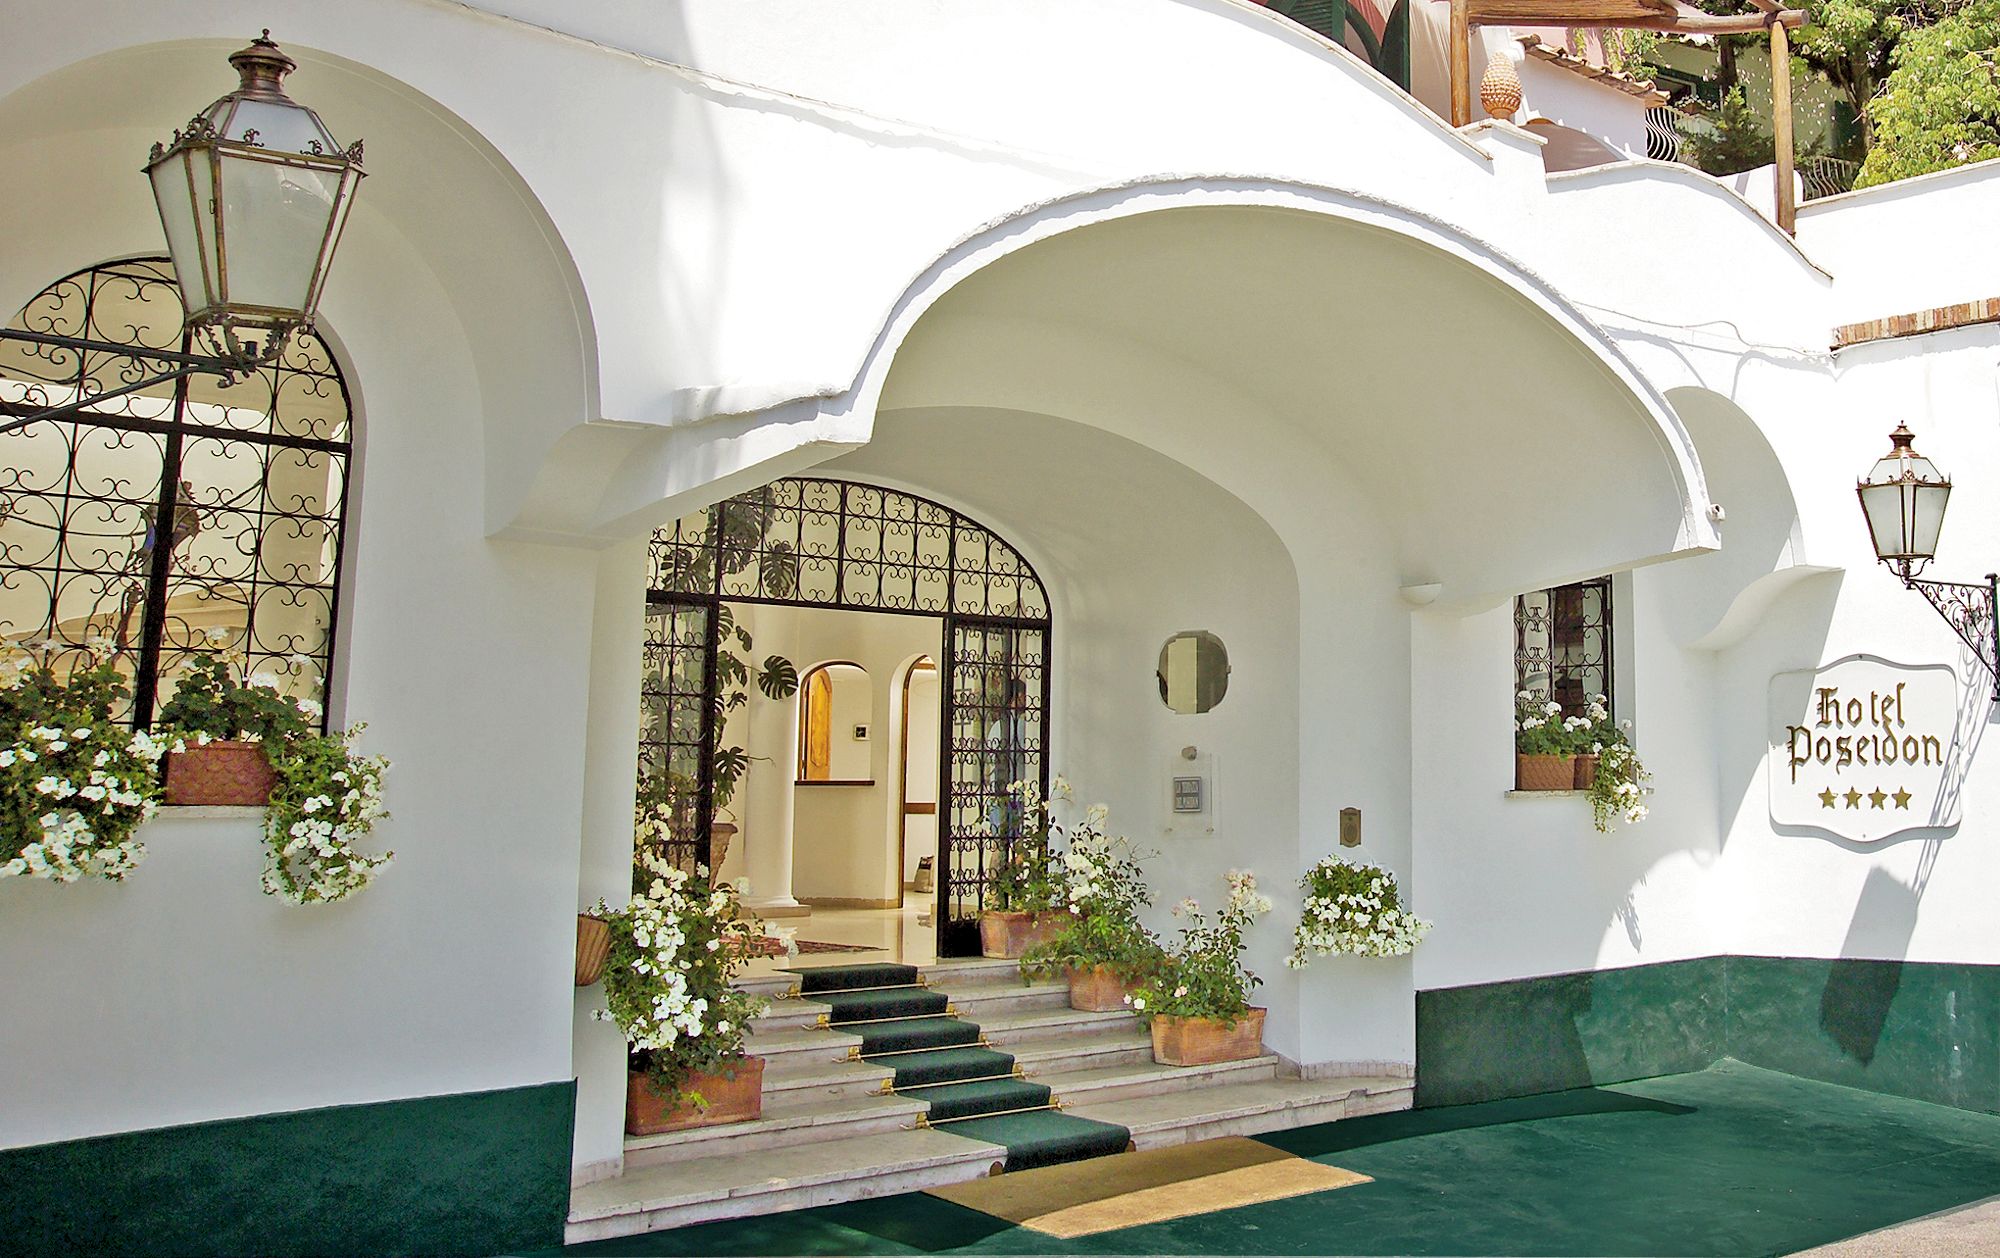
[739,895,939,978]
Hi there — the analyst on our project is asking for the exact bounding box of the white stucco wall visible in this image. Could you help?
[9,0,2000,1193]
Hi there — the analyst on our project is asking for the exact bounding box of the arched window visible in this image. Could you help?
[796,661,870,783]
[0,258,353,727]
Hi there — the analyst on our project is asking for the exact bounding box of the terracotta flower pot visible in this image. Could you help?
[1068,964,1137,1012]
[1515,753,1575,792]
[575,914,611,987]
[1574,754,1600,790]
[1150,1007,1267,1066]
[979,909,1071,959]
[625,1056,765,1136]
[163,740,275,806]
[708,821,737,874]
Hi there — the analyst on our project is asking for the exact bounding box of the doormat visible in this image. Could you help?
[925,1135,1370,1238]
[794,939,882,954]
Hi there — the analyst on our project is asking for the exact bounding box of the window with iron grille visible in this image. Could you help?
[0,257,352,728]
[1514,578,1613,719]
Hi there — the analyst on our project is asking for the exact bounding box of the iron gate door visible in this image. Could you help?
[637,595,719,881]
[937,614,1052,956]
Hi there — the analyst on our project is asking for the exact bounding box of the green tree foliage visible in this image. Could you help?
[1792,0,1949,143]
[1678,86,1780,173]
[1857,0,2000,185]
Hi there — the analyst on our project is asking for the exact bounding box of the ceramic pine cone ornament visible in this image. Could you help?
[1479,55,1523,121]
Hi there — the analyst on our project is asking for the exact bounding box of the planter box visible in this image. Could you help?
[163,740,275,807]
[1515,753,1575,792]
[625,1056,764,1136]
[575,914,611,987]
[1574,754,1600,791]
[979,909,1071,959]
[1068,964,1137,1012]
[1150,1007,1267,1066]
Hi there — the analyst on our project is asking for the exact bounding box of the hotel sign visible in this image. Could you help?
[1768,656,1961,841]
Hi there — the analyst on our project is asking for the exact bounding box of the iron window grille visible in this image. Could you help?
[0,257,352,728]
[1514,577,1614,719]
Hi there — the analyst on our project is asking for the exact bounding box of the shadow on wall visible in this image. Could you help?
[1819,864,1928,1065]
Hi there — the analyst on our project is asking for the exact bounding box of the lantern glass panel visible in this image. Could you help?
[1909,479,1950,559]
[217,152,341,314]
[217,98,337,154]
[148,149,220,318]
[1859,480,1914,559]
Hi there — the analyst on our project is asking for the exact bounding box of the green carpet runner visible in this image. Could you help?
[787,962,1131,1170]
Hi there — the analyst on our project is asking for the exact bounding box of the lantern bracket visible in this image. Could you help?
[1899,570,2000,702]
[0,326,274,436]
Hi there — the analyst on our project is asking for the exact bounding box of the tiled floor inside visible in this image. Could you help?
[738,897,938,977]
[539,1060,2000,1257]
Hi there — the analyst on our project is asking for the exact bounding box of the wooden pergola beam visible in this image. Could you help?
[1447,1,1804,234]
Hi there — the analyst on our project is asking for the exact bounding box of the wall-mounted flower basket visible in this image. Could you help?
[979,909,1070,959]
[1514,753,1574,792]
[575,913,611,986]
[625,1056,765,1135]
[1150,1007,1266,1066]
[163,740,275,806]
[1067,964,1139,1012]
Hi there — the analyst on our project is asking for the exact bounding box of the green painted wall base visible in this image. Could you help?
[0,1079,575,1258]
[1418,955,2000,1115]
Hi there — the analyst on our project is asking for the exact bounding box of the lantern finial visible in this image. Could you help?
[227,32,298,100]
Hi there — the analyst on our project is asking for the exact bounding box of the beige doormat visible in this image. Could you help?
[925,1135,1371,1238]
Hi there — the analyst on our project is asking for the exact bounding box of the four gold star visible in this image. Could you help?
[1812,785,1916,813]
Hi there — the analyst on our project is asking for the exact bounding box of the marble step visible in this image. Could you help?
[758,1056,895,1107]
[622,1090,926,1171]
[747,996,834,1034]
[1038,1053,1281,1106]
[920,957,1023,984]
[1006,1027,1156,1074]
[927,978,1072,1019]
[569,1127,1004,1242]
[1063,1074,1415,1150]
[744,1024,864,1069]
[977,1004,1142,1047]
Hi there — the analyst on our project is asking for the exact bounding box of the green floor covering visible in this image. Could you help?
[543,1060,2000,1257]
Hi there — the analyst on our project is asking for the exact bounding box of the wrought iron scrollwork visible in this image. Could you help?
[1514,577,1614,717]
[1908,574,2000,701]
[0,257,352,727]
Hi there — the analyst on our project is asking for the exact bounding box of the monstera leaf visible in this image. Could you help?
[758,655,799,700]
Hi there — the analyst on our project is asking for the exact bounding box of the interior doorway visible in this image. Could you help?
[637,476,1051,957]
[898,657,939,909]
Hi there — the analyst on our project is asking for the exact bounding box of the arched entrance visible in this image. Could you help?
[641,476,1051,956]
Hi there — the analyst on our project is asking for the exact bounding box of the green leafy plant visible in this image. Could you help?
[1515,690,1586,756]
[1287,857,1430,966]
[1127,870,1273,1025]
[155,653,313,743]
[261,724,392,903]
[592,855,770,1106]
[0,655,167,882]
[986,779,1067,912]
[1021,797,1165,985]
[1858,0,2000,186]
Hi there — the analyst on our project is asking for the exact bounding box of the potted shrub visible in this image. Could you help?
[1514,690,1587,791]
[1021,800,1163,1010]
[1,655,167,883]
[157,653,392,904]
[153,655,308,805]
[1285,857,1431,968]
[593,855,771,1135]
[979,779,1071,959]
[1128,870,1273,1066]
[1576,698,1651,831]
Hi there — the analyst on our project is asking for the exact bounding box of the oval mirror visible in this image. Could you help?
[1157,631,1229,714]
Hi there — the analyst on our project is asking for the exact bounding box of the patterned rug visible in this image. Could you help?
[793,939,881,954]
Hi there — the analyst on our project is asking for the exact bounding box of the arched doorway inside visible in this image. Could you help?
[640,476,1051,956]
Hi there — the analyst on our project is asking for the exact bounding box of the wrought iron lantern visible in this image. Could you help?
[1856,425,1998,699]
[0,32,362,434]
[144,31,364,361]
